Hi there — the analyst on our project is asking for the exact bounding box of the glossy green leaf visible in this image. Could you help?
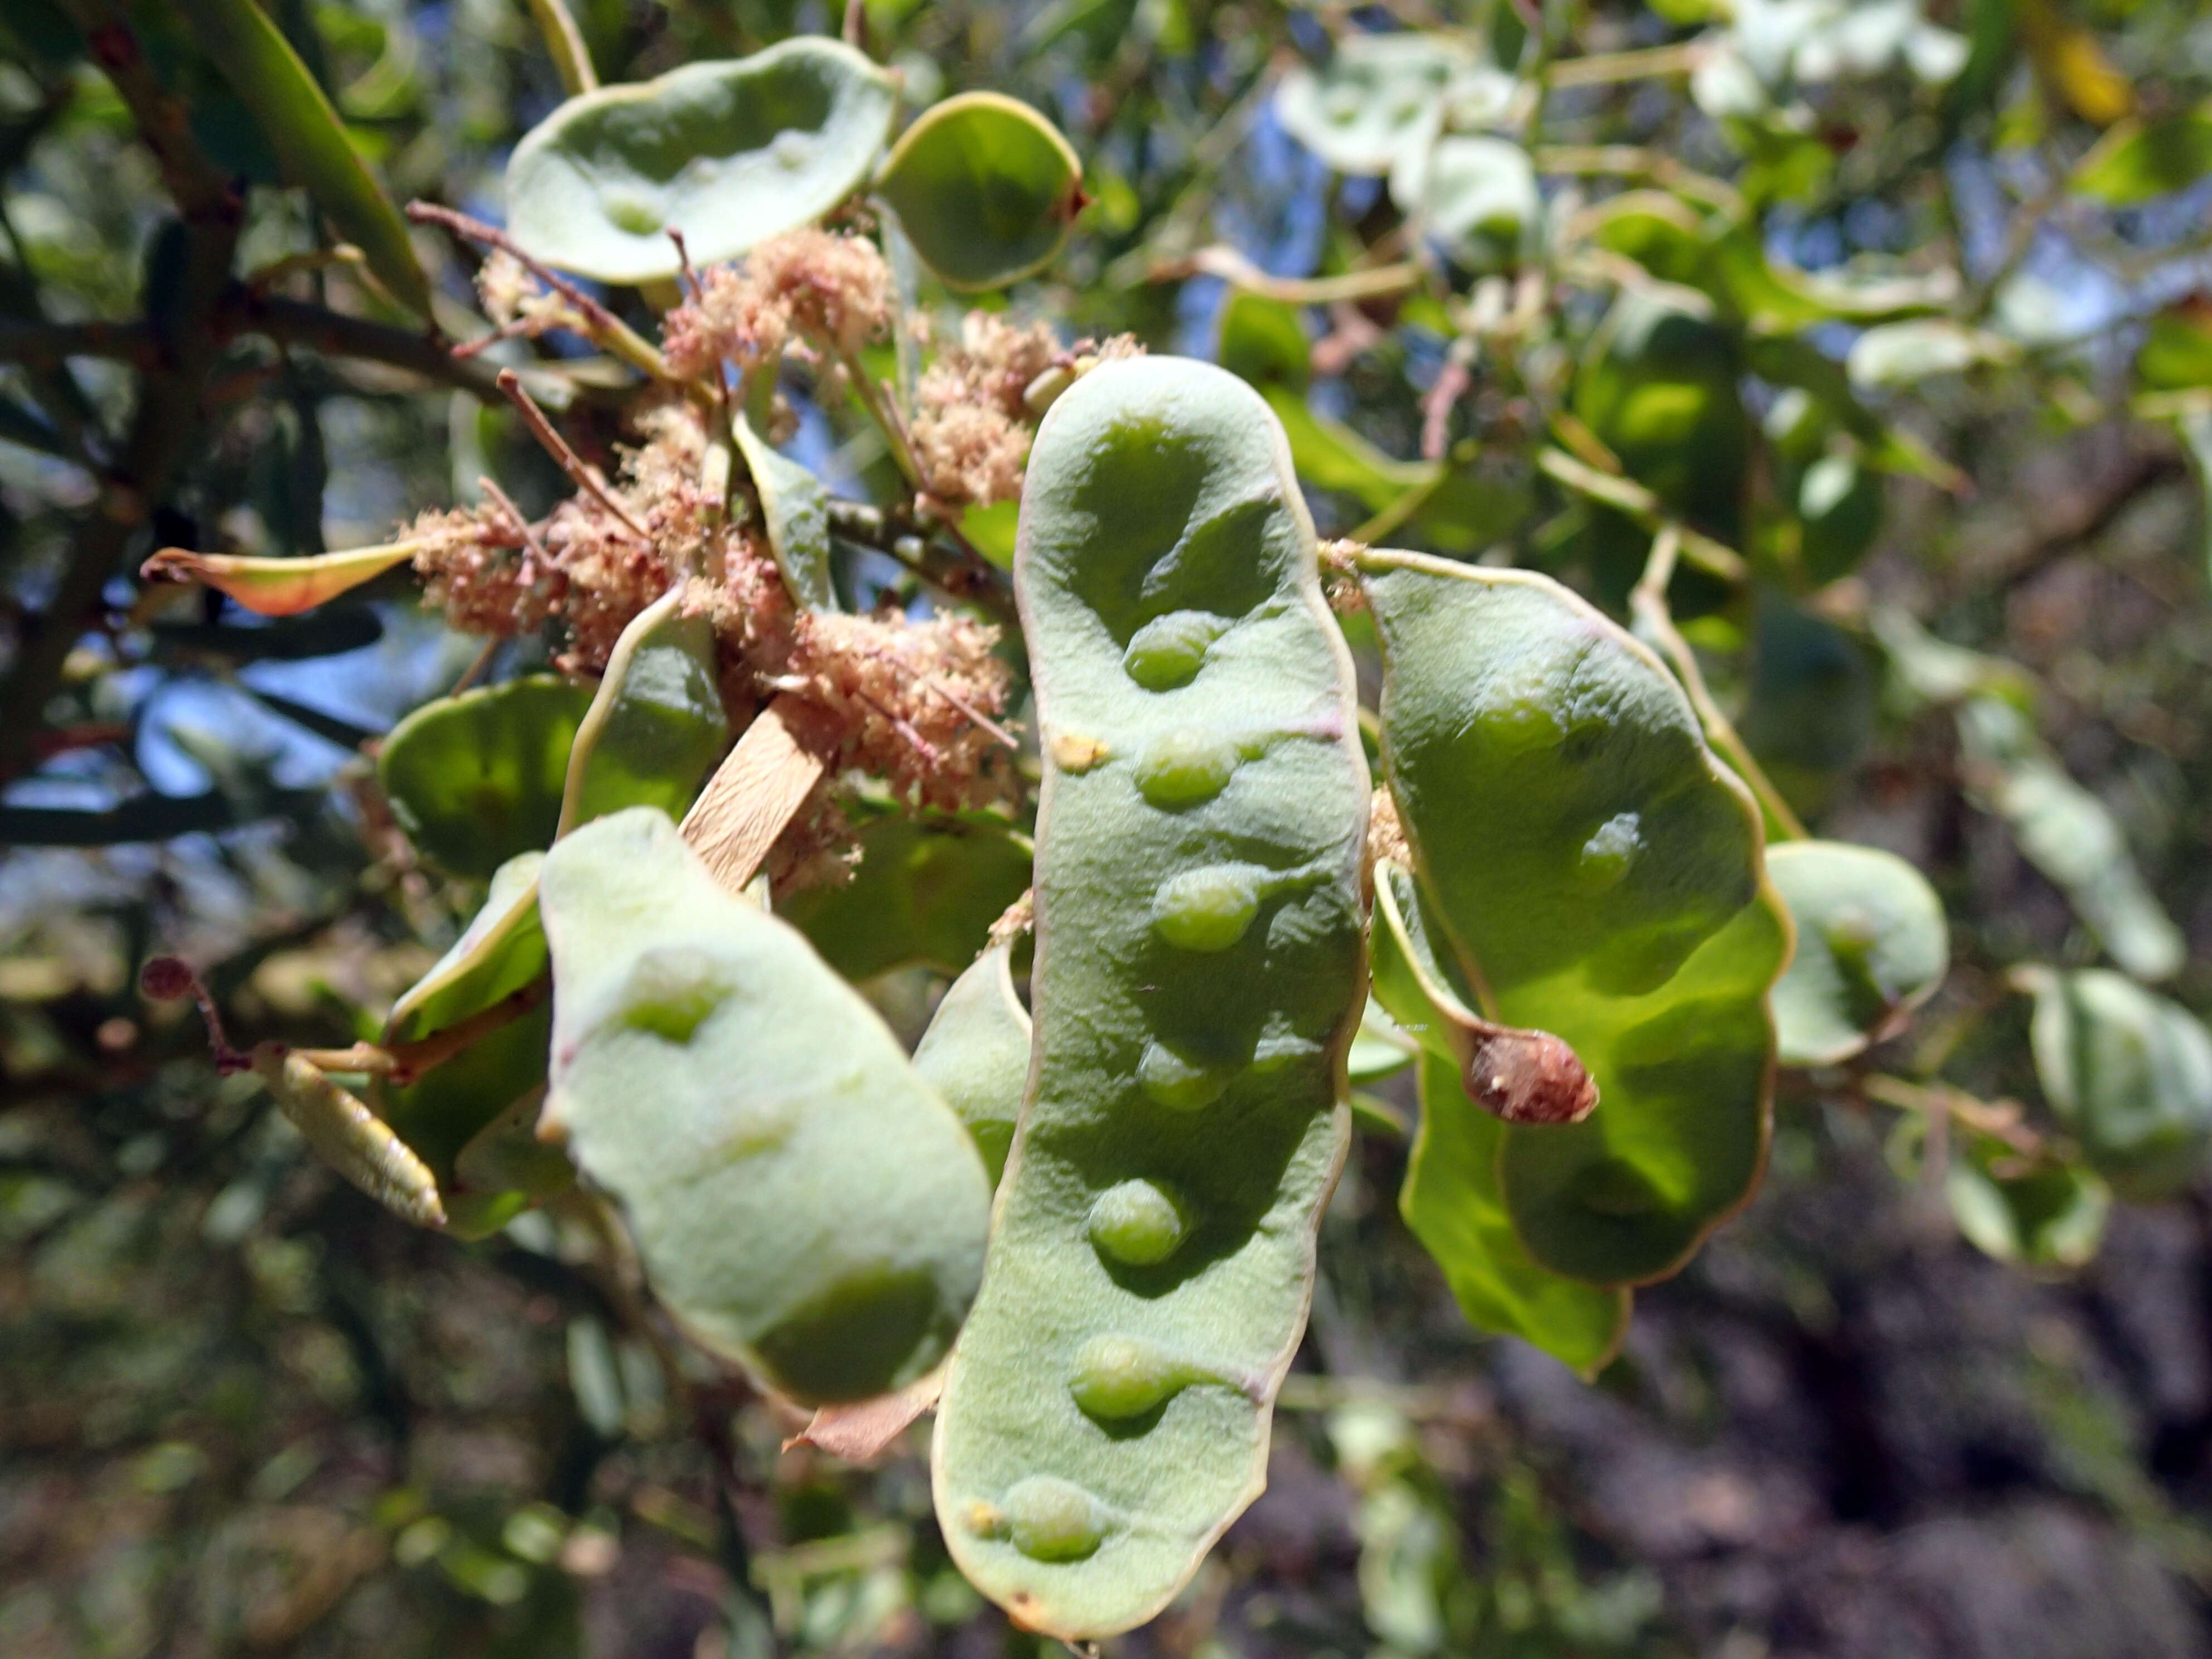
[1347,996,1417,1084]
[877,92,1084,290]
[1360,552,1790,1285]
[376,853,560,1240]
[1736,595,1876,818]
[505,39,899,283]
[783,811,1032,981]
[1767,841,1948,1066]
[557,590,730,837]
[380,677,595,880]
[1956,698,2184,982]
[732,415,837,612]
[1275,33,1473,176]
[2026,968,2212,1202]
[1262,386,1433,513]
[1369,869,1631,1374]
[173,0,430,314]
[934,358,1369,1641]
[1945,1128,2107,1269]
[251,1046,447,1230]
[913,943,1032,1186]
[2073,107,2212,205]
[1216,291,1311,392]
[540,807,991,1404]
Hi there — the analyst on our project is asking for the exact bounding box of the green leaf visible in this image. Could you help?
[539,807,991,1404]
[912,942,1031,1186]
[172,0,430,314]
[1361,553,1790,1285]
[504,39,899,283]
[376,853,561,1239]
[1570,291,1749,541]
[731,415,837,611]
[1347,996,1417,1084]
[1945,1128,2107,1269]
[1767,841,1948,1066]
[2136,302,2212,391]
[876,92,1084,290]
[2177,409,2212,585]
[1400,135,1536,273]
[933,358,1369,1642]
[1215,291,1311,392]
[1262,386,1433,514]
[557,590,731,837]
[2026,968,2212,1202]
[379,676,596,880]
[783,811,1031,981]
[1274,33,1474,176]
[2073,108,2212,206]
[1956,698,2184,982]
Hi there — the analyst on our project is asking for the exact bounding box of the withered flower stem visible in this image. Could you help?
[495,369,654,542]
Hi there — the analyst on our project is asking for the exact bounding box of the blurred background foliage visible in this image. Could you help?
[4,0,2212,1655]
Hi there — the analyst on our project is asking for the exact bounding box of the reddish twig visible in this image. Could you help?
[494,369,653,541]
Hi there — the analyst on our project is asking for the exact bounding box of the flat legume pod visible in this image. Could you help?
[1359,552,1789,1286]
[932,357,1369,1641]
[539,807,991,1405]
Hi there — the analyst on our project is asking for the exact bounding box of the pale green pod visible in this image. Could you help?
[505,40,898,283]
[1767,840,1948,1066]
[875,92,1084,290]
[2026,968,2212,1202]
[933,357,1369,1641]
[1369,863,1629,1376]
[251,1046,446,1230]
[539,807,991,1405]
[375,851,559,1239]
[1360,551,1791,1286]
[731,414,837,612]
[913,943,1032,1186]
[557,589,731,837]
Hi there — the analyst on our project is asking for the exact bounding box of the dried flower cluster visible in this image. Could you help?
[662,228,892,382]
[473,250,588,343]
[908,316,1142,508]
[411,399,1015,830]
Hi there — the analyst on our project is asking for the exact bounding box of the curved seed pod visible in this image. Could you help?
[250,1045,445,1230]
[1767,841,1948,1067]
[1359,551,1790,1286]
[913,944,1031,1186]
[2026,968,2212,1202]
[1370,862,1629,1375]
[539,807,991,1405]
[140,542,417,616]
[505,40,898,283]
[379,676,596,879]
[557,589,731,836]
[731,415,836,612]
[376,853,560,1240]
[933,357,1369,1641]
[875,92,1084,291]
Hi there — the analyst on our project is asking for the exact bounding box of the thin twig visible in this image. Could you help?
[292,977,549,1086]
[476,474,555,566]
[1537,447,1746,583]
[496,369,653,540]
[1629,528,1808,842]
[406,202,671,380]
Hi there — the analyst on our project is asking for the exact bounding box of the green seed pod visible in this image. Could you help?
[557,588,730,837]
[1369,861,1628,1376]
[913,943,1032,1186]
[375,852,559,1239]
[1359,551,1790,1286]
[933,357,1369,1641]
[1767,840,1948,1067]
[251,1046,445,1230]
[2026,968,2212,1202]
[539,807,992,1405]
[504,40,898,283]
